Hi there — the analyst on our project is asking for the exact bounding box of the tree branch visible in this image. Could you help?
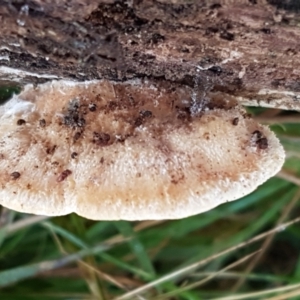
[0,0,300,110]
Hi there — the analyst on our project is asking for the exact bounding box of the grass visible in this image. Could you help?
[0,86,300,300]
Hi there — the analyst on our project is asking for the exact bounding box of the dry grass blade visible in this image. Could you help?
[266,288,300,300]
[277,170,300,186]
[286,151,300,159]
[232,188,300,290]
[154,250,261,300]
[0,215,49,235]
[114,216,300,300]
[133,220,165,232]
[104,220,163,246]
[191,271,278,282]
[79,260,128,292]
[211,283,300,300]
[0,234,129,287]
[44,221,126,298]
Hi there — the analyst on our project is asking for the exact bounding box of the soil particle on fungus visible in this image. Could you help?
[257,137,268,149]
[134,116,144,127]
[171,175,184,185]
[89,103,97,112]
[253,130,263,139]
[17,119,26,125]
[39,119,46,127]
[204,132,210,140]
[108,101,118,111]
[64,115,74,126]
[64,99,87,129]
[10,172,21,179]
[73,132,81,141]
[232,117,239,125]
[134,110,153,127]
[140,110,152,118]
[252,130,268,149]
[46,145,57,155]
[93,132,111,146]
[176,106,191,121]
[71,152,78,159]
[57,169,72,182]
[243,113,252,119]
[77,117,86,127]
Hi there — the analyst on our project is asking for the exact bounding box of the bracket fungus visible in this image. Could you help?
[0,79,285,220]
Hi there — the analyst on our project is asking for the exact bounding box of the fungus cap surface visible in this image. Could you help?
[0,80,285,220]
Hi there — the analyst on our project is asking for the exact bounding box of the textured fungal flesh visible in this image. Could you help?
[0,80,285,220]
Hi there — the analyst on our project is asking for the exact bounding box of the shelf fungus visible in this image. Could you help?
[0,79,285,220]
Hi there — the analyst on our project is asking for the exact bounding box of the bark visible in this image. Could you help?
[0,0,300,110]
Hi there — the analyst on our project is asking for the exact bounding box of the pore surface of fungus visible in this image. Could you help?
[0,80,285,220]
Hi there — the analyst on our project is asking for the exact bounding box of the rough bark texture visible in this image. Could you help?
[1,0,300,110]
